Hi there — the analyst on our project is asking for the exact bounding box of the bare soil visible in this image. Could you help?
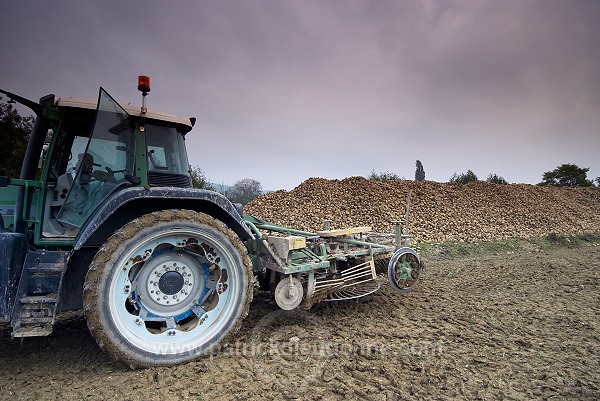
[1,241,599,400]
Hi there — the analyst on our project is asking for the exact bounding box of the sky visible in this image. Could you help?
[1,0,599,190]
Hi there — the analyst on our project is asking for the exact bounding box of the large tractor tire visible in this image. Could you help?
[83,209,252,368]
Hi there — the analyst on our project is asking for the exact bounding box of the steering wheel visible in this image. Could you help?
[92,167,126,184]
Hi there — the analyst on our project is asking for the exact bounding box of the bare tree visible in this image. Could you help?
[231,178,262,205]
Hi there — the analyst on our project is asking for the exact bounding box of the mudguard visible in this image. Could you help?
[74,187,253,249]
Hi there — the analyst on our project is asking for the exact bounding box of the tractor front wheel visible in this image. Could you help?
[83,209,252,368]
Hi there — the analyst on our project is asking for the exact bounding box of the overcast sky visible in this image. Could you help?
[2,0,599,190]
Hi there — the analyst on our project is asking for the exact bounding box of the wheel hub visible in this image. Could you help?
[135,252,206,315]
[159,271,185,295]
[396,261,412,280]
[274,277,303,310]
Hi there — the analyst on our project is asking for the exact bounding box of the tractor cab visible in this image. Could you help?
[44,89,193,238]
[1,77,195,246]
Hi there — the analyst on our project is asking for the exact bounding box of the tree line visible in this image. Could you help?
[369,160,599,187]
[189,166,262,205]
[446,163,597,187]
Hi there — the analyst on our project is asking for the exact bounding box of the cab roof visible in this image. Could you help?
[56,97,194,132]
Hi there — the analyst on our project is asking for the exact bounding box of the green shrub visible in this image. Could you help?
[368,170,404,182]
[449,170,478,184]
[486,173,508,184]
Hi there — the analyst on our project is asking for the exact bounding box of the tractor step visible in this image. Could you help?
[12,323,53,337]
[17,316,55,324]
[28,264,63,295]
[20,295,58,304]
[19,295,57,318]
[13,294,60,337]
[11,250,69,338]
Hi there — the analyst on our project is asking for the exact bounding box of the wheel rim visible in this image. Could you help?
[387,248,421,293]
[108,227,242,355]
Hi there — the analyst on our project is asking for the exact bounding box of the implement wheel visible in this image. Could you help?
[84,210,252,368]
[387,247,421,293]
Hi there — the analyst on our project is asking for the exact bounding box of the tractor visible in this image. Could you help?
[0,77,422,368]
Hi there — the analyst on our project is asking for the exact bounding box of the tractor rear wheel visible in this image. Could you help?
[83,209,252,368]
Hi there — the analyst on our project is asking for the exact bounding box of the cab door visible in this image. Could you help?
[57,89,135,229]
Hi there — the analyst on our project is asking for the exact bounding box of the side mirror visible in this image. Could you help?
[38,143,49,170]
[0,176,10,187]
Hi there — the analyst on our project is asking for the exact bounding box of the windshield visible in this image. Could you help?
[145,124,191,187]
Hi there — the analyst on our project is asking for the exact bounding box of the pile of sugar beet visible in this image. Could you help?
[245,177,600,243]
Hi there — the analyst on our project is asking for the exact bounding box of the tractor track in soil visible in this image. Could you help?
[1,242,599,400]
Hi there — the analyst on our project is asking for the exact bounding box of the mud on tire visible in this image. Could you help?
[83,209,252,368]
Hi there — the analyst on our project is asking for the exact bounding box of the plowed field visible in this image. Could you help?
[1,240,599,400]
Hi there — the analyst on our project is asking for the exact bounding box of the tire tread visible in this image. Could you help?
[83,209,253,368]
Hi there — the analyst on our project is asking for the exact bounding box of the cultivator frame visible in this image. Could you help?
[243,215,422,309]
